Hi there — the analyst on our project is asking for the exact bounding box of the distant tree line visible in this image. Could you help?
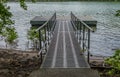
[8,0,120,2]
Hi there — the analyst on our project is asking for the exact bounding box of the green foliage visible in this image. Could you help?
[19,0,27,10]
[0,0,36,27]
[105,50,120,75]
[27,28,46,42]
[115,10,120,16]
[0,0,36,47]
[3,26,18,44]
[27,29,39,40]
[0,2,13,32]
[19,0,36,10]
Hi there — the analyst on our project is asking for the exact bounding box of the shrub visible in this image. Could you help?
[105,49,120,75]
[115,10,120,16]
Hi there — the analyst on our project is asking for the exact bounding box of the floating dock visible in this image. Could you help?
[30,16,50,27]
[30,15,97,27]
[79,15,97,26]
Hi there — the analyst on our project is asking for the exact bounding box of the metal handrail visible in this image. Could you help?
[36,13,56,32]
[36,12,56,64]
[81,21,94,32]
[71,12,94,32]
[36,21,49,32]
[71,12,94,63]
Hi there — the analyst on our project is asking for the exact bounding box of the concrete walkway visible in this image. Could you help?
[29,68,100,77]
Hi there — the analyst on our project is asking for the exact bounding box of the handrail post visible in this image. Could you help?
[78,21,80,43]
[49,19,51,44]
[75,18,77,35]
[88,29,90,63]
[47,22,48,46]
[40,51,42,64]
[79,22,82,46]
[77,19,79,41]
[48,22,50,45]
[39,30,41,50]
[44,26,47,52]
[76,19,78,39]
[83,25,85,52]
[52,13,56,32]
[39,30,42,64]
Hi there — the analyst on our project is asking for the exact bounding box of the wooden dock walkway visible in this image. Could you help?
[41,20,89,68]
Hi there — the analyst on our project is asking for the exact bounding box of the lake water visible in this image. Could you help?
[1,2,120,56]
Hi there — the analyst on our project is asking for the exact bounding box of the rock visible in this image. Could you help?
[0,69,9,73]
[0,58,4,61]
[18,75,22,77]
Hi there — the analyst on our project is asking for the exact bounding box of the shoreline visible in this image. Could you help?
[0,48,112,77]
[0,48,40,77]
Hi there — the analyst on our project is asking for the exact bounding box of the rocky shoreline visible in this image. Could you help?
[0,48,118,77]
[0,48,41,77]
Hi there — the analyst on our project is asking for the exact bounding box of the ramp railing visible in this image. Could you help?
[71,12,94,63]
[36,12,56,64]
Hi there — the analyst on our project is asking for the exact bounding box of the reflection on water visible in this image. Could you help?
[1,2,119,56]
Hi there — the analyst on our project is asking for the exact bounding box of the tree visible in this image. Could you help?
[0,0,35,48]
